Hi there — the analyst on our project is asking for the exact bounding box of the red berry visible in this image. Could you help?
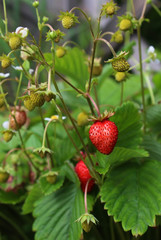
[75,160,94,192]
[89,119,118,155]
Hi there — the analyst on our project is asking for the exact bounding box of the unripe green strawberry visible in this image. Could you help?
[112,57,130,72]
[0,97,4,108]
[106,5,115,15]
[1,57,11,69]
[77,112,89,126]
[82,220,93,233]
[111,31,123,43]
[56,47,66,58]
[30,92,45,107]
[0,171,9,183]
[32,1,39,8]
[115,72,126,82]
[119,19,132,31]
[9,36,22,49]
[3,130,13,142]
[24,97,35,111]
[46,172,58,184]
[62,16,74,29]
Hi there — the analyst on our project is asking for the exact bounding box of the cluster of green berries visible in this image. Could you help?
[23,86,55,111]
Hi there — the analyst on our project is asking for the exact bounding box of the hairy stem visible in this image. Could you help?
[3,0,8,34]
[137,25,146,132]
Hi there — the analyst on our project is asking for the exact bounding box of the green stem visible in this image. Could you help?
[0,212,30,240]
[86,93,100,117]
[55,71,84,95]
[52,77,101,185]
[0,85,10,111]
[14,72,23,106]
[137,25,146,133]
[87,41,97,93]
[42,119,53,147]
[151,2,161,17]
[17,129,39,171]
[3,0,8,34]
[95,38,117,57]
[70,7,95,38]
[144,71,155,105]
[39,107,53,162]
[120,81,124,105]
[115,223,126,240]
[110,217,115,240]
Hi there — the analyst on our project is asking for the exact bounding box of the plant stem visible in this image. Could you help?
[137,25,146,133]
[39,108,53,163]
[84,179,91,213]
[95,38,117,57]
[110,217,115,240]
[144,71,155,105]
[17,129,39,171]
[115,222,126,240]
[87,41,97,93]
[14,72,23,106]
[52,77,101,184]
[151,2,161,17]
[120,81,124,106]
[70,7,95,38]
[55,71,84,95]
[0,211,30,240]
[86,93,100,117]
[42,119,53,147]
[3,0,8,34]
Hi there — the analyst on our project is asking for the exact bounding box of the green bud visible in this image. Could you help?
[32,1,39,8]
[147,0,152,3]
[43,16,49,23]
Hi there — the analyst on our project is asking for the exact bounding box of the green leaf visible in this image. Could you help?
[22,184,43,215]
[94,147,149,174]
[33,183,94,240]
[111,101,142,148]
[142,135,161,161]
[55,47,89,90]
[0,189,26,204]
[100,160,161,236]
[39,174,64,195]
[146,104,161,133]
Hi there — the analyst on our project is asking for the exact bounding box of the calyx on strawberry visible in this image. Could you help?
[58,11,79,29]
[107,51,130,72]
[89,111,118,155]
[75,160,94,192]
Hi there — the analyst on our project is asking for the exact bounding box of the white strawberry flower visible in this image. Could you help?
[147,45,160,64]
[0,73,10,78]
[45,115,66,121]
[2,121,9,129]
[15,26,28,38]
[12,66,34,74]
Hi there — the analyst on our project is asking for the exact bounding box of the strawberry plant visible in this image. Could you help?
[0,0,161,239]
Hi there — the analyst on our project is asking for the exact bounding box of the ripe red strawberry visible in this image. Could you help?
[75,160,94,192]
[89,119,118,155]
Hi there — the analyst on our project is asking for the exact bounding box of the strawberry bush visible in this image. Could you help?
[0,0,161,239]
